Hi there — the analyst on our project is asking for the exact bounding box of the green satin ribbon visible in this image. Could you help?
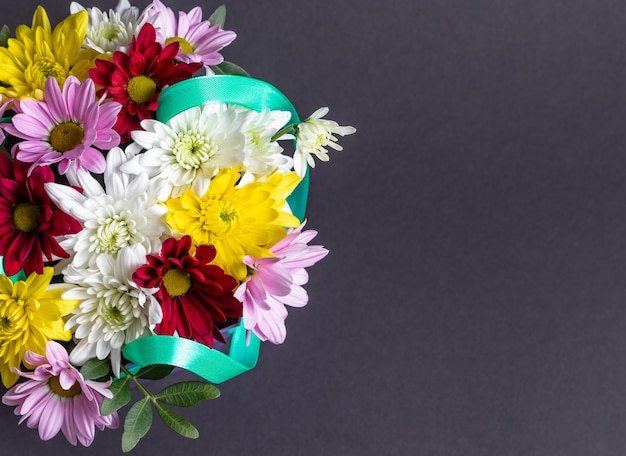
[122,75,309,383]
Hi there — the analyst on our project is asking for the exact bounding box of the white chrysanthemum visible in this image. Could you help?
[45,147,168,269]
[293,107,356,177]
[70,0,145,53]
[239,108,293,178]
[124,101,246,200]
[63,244,161,375]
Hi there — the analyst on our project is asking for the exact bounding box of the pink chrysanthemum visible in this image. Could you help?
[145,0,236,71]
[4,76,122,175]
[2,341,118,447]
[133,235,242,347]
[234,222,328,344]
[0,155,82,276]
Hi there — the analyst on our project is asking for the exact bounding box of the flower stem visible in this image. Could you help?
[120,365,156,403]
[271,123,297,142]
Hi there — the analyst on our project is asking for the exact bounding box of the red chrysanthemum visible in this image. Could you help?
[0,154,82,276]
[133,235,242,347]
[89,23,202,142]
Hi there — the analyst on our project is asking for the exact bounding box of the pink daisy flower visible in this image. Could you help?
[2,341,118,447]
[4,76,122,175]
[145,0,236,71]
[234,222,329,344]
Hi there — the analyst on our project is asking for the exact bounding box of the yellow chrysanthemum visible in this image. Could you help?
[0,267,78,387]
[0,7,99,101]
[164,168,302,280]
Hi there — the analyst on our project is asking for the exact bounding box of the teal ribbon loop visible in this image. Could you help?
[123,75,309,383]
[122,321,260,384]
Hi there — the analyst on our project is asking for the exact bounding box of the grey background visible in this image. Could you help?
[0,0,626,455]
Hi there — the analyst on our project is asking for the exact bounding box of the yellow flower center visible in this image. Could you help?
[12,203,41,233]
[49,122,85,152]
[162,269,191,297]
[314,133,329,147]
[36,59,64,79]
[49,375,82,398]
[127,75,157,104]
[0,299,28,341]
[165,37,194,54]
[200,200,238,236]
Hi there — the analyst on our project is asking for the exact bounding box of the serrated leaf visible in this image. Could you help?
[80,358,111,380]
[155,381,220,407]
[136,364,175,381]
[208,5,226,28]
[100,376,131,416]
[211,61,251,77]
[0,26,10,48]
[122,398,153,453]
[155,403,199,439]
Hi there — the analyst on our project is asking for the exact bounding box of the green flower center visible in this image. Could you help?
[102,305,126,327]
[12,203,41,233]
[127,75,157,104]
[50,122,85,152]
[173,131,216,170]
[165,36,194,54]
[162,269,191,297]
[95,215,134,255]
[101,22,121,41]
[49,375,82,398]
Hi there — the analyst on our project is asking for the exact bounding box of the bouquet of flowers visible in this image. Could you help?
[0,0,355,450]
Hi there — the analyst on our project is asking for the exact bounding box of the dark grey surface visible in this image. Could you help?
[1,0,626,455]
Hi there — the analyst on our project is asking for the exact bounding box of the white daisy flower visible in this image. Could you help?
[240,108,293,178]
[124,101,246,200]
[71,0,146,54]
[63,244,161,376]
[293,107,356,177]
[44,147,167,269]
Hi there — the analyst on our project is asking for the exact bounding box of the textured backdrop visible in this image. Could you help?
[1,1,626,455]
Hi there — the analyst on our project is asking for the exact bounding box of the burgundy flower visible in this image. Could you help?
[133,235,242,347]
[89,23,202,142]
[0,154,82,276]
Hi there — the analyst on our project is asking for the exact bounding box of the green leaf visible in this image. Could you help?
[80,358,111,380]
[211,61,251,77]
[100,376,131,416]
[208,5,227,28]
[136,364,175,381]
[155,381,220,407]
[155,403,199,439]
[0,26,10,48]
[122,398,153,453]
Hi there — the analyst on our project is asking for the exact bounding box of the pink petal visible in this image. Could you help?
[45,77,68,121]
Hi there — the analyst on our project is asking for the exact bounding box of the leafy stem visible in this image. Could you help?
[115,364,220,452]
[120,364,154,402]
